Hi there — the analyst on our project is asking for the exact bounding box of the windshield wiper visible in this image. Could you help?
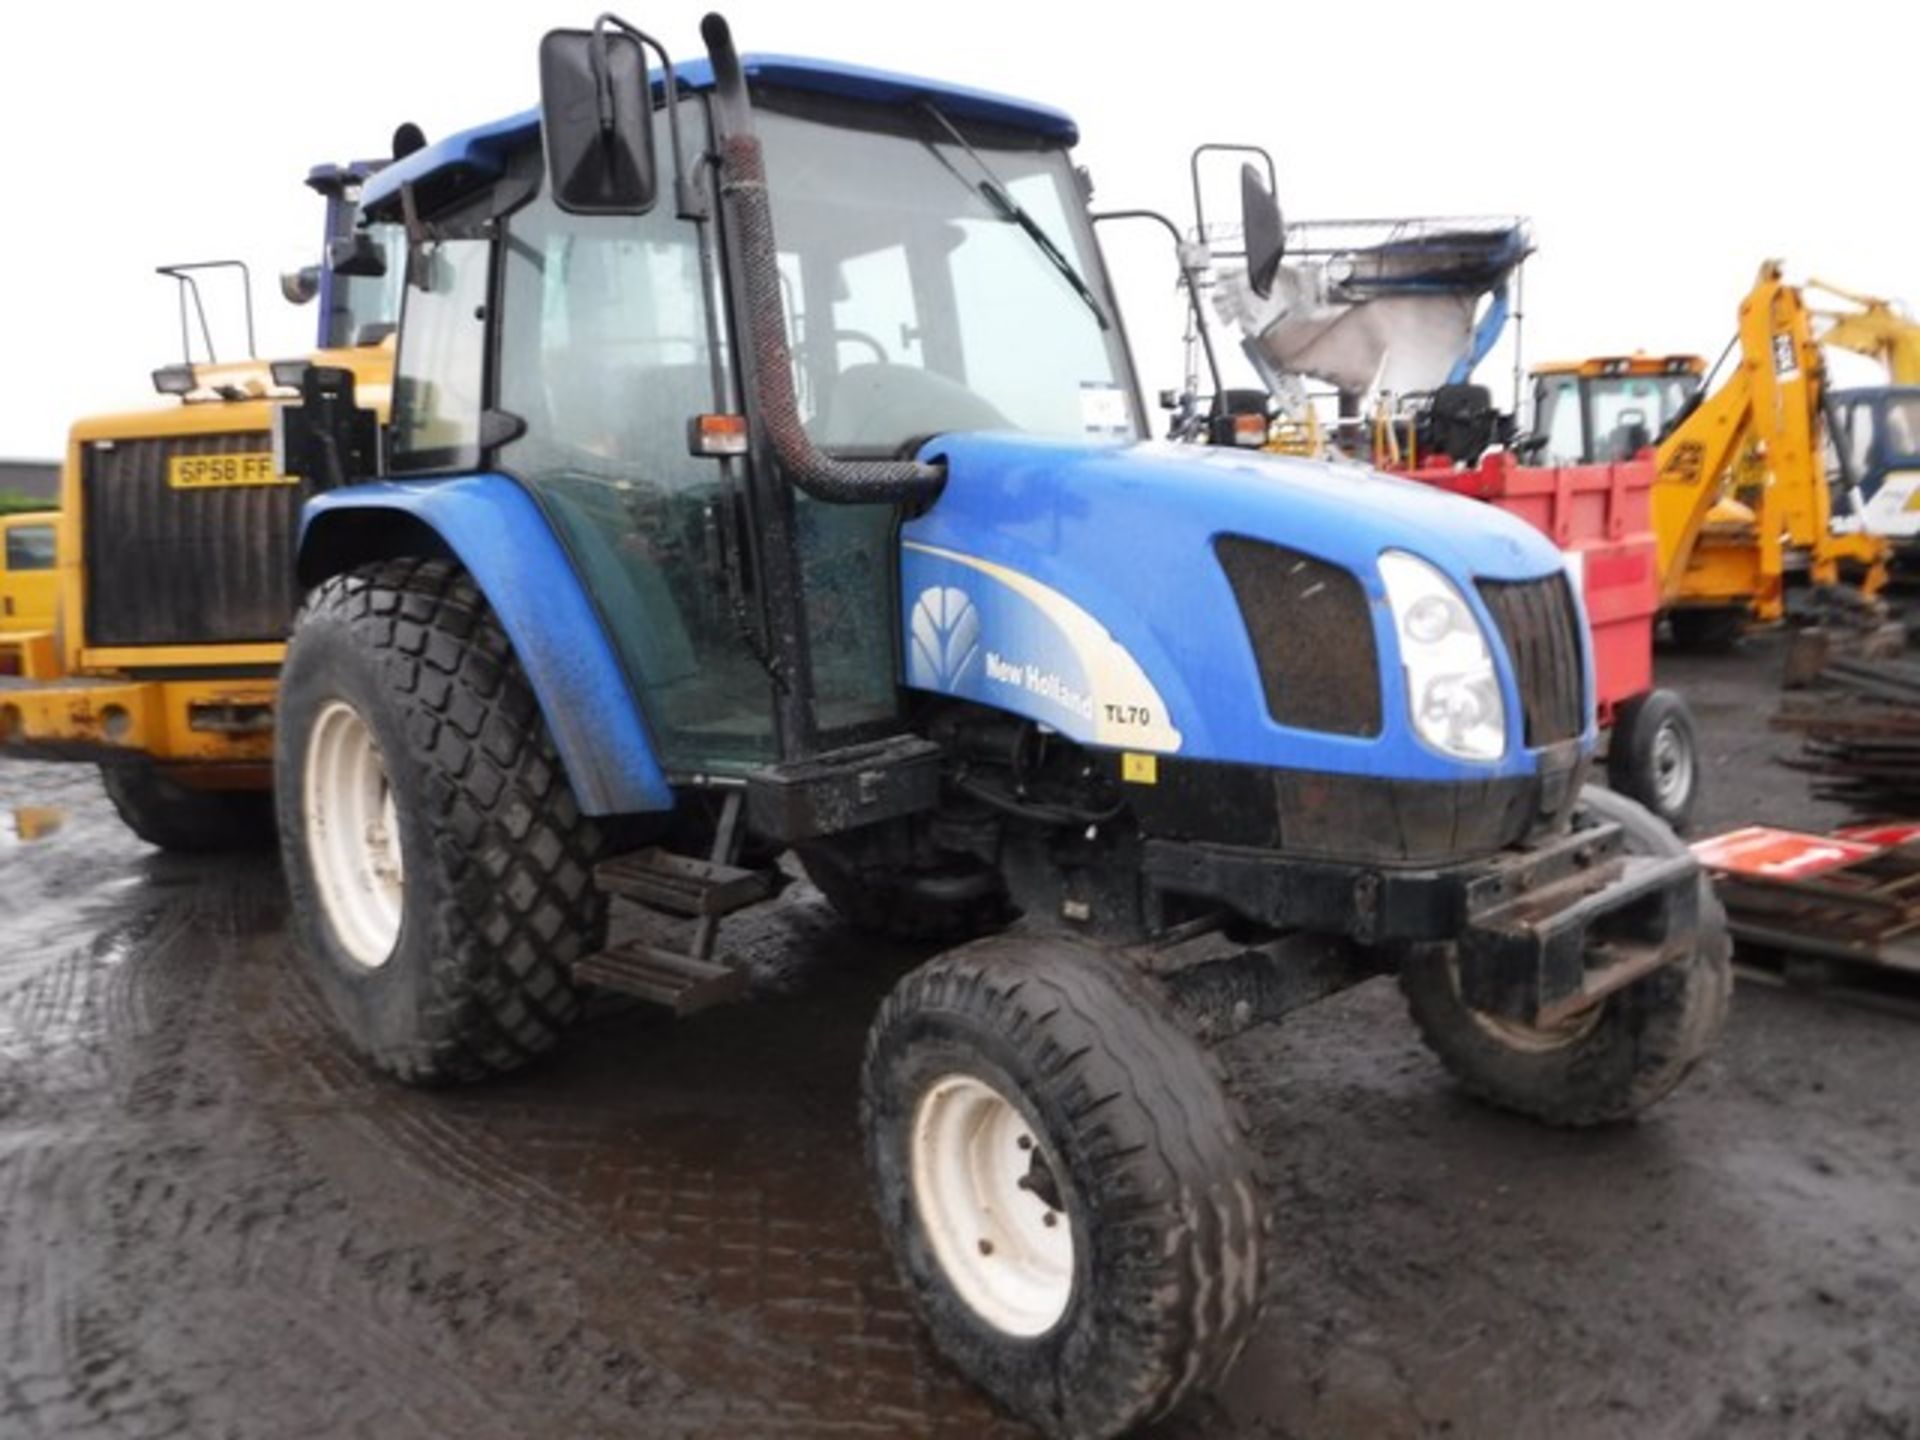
[917,100,1110,331]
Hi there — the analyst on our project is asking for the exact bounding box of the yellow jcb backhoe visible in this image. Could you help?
[1530,262,1889,648]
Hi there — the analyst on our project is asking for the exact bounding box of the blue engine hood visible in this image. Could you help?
[898,433,1583,781]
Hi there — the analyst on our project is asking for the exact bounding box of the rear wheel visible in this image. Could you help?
[1606,688,1701,832]
[98,762,274,854]
[276,558,605,1085]
[863,936,1268,1438]
[1400,786,1732,1127]
[1667,606,1746,651]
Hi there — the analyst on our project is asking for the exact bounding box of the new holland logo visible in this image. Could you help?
[909,585,980,689]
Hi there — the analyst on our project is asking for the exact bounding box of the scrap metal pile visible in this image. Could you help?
[1776,651,1920,811]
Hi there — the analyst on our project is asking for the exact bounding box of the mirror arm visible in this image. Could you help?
[593,12,706,220]
[1090,209,1226,420]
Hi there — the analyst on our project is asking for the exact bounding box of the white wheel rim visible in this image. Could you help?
[910,1074,1074,1337]
[1650,718,1693,813]
[303,700,405,970]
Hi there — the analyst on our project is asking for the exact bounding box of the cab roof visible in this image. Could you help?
[1532,354,1706,379]
[361,53,1078,217]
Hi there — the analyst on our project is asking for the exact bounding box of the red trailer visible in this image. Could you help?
[1393,450,1701,827]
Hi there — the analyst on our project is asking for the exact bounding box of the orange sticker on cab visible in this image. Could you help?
[166,452,288,489]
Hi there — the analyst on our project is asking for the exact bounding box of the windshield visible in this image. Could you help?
[1884,395,1920,461]
[1585,374,1697,461]
[755,97,1140,456]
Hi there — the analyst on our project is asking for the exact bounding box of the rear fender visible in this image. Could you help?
[298,475,673,815]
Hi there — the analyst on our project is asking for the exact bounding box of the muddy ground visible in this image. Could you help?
[1,633,1916,1439]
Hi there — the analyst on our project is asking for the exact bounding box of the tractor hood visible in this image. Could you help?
[898,433,1580,780]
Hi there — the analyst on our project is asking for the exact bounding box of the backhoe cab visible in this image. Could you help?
[270,14,1730,1436]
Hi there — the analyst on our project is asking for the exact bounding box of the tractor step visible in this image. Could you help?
[595,848,776,917]
[573,940,747,1015]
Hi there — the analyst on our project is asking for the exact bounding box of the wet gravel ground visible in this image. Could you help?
[1,632,1916,1439]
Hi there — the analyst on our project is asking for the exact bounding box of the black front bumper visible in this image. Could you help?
[1142,816,1702,1025]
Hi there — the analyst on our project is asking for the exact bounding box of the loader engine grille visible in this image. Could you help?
[1216,536,1381,737]
[81,431,304,648]
[1475,574,1585,747]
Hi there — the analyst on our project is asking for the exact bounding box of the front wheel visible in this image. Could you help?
[275,559,605,1085]
[98,762,274,853]
[863,936,1268,1438]
[1400,786,1732,1127]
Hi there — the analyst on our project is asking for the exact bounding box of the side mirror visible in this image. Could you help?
[280,265,320,306]
[538,27,657,215]
[327,232,389,278]
[1240,163,1285,300]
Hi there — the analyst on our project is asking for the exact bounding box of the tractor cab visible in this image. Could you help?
[1528,355,1706,465]
[327,36,1140,785]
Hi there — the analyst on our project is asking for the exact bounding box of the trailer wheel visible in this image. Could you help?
[98,763,275,853]
[863,936,1268,1438]
[1667,607,1745,651]
[275,558,604,1085]
[1606,689,1700,832]
[1400,786,1731,1127]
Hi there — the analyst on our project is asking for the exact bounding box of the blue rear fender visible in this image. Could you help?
[297,475,674,816]
[901,434,1595,783]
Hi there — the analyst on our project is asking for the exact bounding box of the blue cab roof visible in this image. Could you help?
[360,53,1078,215]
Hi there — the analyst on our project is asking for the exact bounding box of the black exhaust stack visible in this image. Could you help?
[699,12,944,507]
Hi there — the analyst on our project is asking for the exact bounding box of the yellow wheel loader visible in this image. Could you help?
[0,161,399,849]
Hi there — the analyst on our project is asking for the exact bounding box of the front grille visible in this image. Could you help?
[1217,536,1381,737]
[82,431,304,648]
[1476,574,1585,746]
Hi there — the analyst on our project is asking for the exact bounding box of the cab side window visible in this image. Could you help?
[4,524,54,572]
[1535,378,1585,465]
[390,239,491,472]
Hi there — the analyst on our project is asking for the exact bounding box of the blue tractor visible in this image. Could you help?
[270,15,1730,1437]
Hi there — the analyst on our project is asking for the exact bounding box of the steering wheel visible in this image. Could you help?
[832,329,889,366]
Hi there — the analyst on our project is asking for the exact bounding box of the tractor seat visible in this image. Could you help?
[815,363,1012,455]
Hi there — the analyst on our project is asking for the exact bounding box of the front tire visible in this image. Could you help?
[863,936,1268,1438]
[98,762,274,853]
[275,559,605,1085]
[1400,786,1732,1127]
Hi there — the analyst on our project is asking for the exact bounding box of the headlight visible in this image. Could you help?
[1379,550,1507,760]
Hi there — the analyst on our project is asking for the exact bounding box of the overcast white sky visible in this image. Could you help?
[0,0,1913,459]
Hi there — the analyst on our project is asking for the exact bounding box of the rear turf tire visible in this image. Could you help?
[275,558,605,1085]
[98,762,274,854]
[863,935,1268,1438]
[1400,786,1732,1127]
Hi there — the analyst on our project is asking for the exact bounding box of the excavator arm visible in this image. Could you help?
[1808,278,1920,385]
[1651,263,1887,621]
